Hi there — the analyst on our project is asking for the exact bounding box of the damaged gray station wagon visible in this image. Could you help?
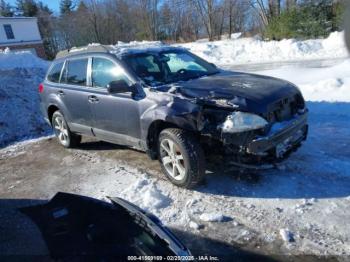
[39,44,308,188]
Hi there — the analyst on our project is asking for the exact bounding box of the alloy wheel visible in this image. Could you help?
[53,116,69,146]
[160,138,186,181]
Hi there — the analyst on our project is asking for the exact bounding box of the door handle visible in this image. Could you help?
[88,95,99,103]
[57,90,65,96]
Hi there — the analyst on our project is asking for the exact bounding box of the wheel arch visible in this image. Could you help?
[146,118,201,160]
[47,104,60,125]
[146,120,178,159]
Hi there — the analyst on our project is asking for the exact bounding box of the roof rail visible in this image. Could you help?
[55,44,111,59]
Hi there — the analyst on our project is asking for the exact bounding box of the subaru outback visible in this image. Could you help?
[39,44,308,188]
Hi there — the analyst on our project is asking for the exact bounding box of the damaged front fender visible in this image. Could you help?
[140,96,205,152]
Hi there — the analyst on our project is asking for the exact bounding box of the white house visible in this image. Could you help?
[0,17,46,58]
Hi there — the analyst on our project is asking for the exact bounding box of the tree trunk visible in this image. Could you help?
[286,0,297,11]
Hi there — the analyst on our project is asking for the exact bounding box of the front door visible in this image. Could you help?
[89,56,141,147]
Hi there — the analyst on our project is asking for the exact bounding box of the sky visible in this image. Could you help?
[7,0,60,13]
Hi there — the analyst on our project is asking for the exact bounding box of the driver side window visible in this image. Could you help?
[92,57,130,88]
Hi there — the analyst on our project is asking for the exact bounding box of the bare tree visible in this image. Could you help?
[85,0,102,43]
[268,0,281,18]
[250,0,269,27]
[193,0,215,41]
[225,0,236,38]
[44,0,255,52]
[136,0,160,40]
[215,2,226,40]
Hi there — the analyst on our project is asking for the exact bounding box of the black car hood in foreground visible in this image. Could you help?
[20,192,190,260]
[164,71,302,113]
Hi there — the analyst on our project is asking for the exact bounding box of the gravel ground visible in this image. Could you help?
[0,126,349,262]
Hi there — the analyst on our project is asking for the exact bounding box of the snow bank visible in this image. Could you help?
[0,48,49,70]
[0,49,50,147]
[177,31,348,65]
[0,68,51,147]
[89,31,348,66]
[256,59,350,102]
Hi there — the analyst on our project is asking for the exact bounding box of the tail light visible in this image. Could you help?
[38,83,44,93]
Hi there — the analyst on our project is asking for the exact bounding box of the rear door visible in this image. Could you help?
[88,56,141,146]
[59,57,94,135]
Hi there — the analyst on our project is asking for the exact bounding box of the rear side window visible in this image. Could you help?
[64,58,88,86]
[47,62,63,83]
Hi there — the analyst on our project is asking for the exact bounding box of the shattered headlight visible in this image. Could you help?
[220,112,268,133]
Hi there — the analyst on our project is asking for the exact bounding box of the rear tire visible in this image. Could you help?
[52,111,81,148]
[158,128,205,188]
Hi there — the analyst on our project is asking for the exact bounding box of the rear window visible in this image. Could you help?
[63,58,88,86]
[47,62,64,83]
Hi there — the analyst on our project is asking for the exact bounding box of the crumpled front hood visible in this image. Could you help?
[161,71,302,113]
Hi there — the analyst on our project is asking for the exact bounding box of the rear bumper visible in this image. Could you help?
[247,111,308,155]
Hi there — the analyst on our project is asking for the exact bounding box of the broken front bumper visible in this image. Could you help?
[247,111,308,156]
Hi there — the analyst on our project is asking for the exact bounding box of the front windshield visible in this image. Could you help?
[122,50,219,86]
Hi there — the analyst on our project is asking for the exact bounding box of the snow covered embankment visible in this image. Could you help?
[178,31,348,65]
[256,59,350,102]
[0,48,49,70]
[0,49,51,147]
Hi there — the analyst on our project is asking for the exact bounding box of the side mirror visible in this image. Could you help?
[107,80,133,94]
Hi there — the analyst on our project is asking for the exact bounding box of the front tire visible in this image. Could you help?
[52,111,81,148]
[158,128,205,188]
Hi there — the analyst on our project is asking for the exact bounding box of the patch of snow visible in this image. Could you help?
[0,135,52,158]
[189,221,200,230]
[195,32,242,42]
[109,41,185,57]
[118,177,172,213]
[199,212,225,222]
[69,43,102,53]
[280,228,295,243]
[230,32,242,39]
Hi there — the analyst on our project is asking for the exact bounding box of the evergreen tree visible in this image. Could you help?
[60,0,74,15]
[37,1,52,14]
[16,0,38,17]
[264,0,345,40]
[0,0,13,17]
[76,1,87,12]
